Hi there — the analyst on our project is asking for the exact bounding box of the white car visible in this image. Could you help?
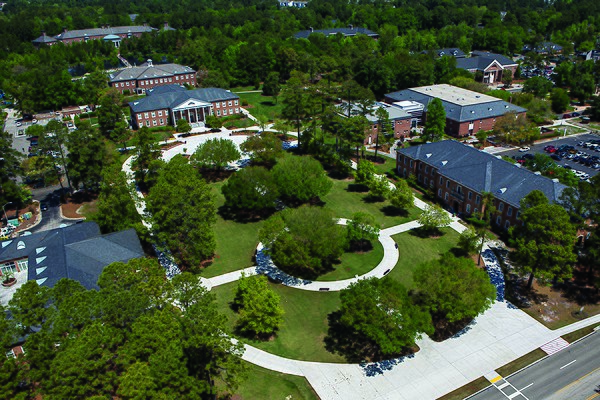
[31,119,38,124]
[15,121,22,127]
[519,146,530,152]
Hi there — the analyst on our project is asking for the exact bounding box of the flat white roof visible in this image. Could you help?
[410,84,498,106]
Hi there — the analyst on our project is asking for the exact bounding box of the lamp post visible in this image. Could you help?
[2,202,12,225]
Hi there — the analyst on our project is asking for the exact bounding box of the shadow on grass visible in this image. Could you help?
[346,183,369,193]
[217,205,276,223]
[362,195,386,204]
[408,226,445,238]
[260,100,277,107]
[381,205,409,218]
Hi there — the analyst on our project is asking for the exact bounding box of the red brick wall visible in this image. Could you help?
[112,72,198,94]
[363,118,411,145]
[133,108,170,129]
[211,98,241,118]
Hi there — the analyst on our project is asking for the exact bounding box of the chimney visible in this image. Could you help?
[143,22,148,27]
[147,59,153,67]
[348,24,354,30]
[309,27,313,32]
[164,21,169,29]
[63,27,68,33]
[42,31,46,37]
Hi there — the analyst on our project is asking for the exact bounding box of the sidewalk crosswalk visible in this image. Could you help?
[540,337,570,355]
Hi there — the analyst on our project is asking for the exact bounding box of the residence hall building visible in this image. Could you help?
[384,84,527,137]
[109,61,197,94]
[0,222,144,291]
[294,26,378,39]
[32,25,155,47]
[340,102,412,144]
[129,85,240,129]
[397,140,567,229]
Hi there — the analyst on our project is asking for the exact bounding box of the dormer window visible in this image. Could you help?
[17,241,25,250]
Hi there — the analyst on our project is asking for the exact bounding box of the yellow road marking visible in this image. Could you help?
[585,393,599,400]
[489,375,502,383]
[554,366,600,395]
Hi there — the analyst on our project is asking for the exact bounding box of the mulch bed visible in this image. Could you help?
[60,191,98,219]
[6,203,40,232]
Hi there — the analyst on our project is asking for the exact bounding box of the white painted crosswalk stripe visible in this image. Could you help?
[541,337,570,355]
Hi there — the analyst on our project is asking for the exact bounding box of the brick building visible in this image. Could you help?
[455,51,519,84]
[32,25,155,47]
[129,85,240,129]
[340,102,413,145]
[385,84,527,138]
[397,140,566,229]
[109,61,196,95]
[294,26,378,39]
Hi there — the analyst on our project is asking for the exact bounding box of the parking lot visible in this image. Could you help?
[498,132,600,178]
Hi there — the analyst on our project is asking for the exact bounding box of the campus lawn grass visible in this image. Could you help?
[233,362,318,400]
[322,178,421,228]
[386,227,460,289]
[238,91,283,122]
[201,181,264,278]
[212,281,345,363]
[371,156,399,178]
[437,376,490,400]
[318,239,384,281]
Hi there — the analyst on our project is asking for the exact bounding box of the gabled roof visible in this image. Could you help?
[0,222,144,290]
[385,84,526,123]
[108,64,195,83]
[294,27,378,39]
[32,34,57,44]
[397,140,567,207]
[340,101,411,123]
[55,25,155,41]
[423,48,466,58]
[470,51,517,67]
[129,86,239,113]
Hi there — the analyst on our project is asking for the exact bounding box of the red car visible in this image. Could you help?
[544,145,556,153]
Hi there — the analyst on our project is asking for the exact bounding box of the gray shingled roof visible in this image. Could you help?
[55,25,155,40]
[294,27,377,39]
[0,222,144,290]
[32,34,57,44]
[397,140,567,208]
[129,86,239,113]
[385,89,526,123]
[109,64,195,83]
[470,51,517,66]
[424,48,466,58]
[340,101,411,123]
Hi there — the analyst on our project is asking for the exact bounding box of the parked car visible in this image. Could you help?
[519,146,531,152]
[571,112,581,117]
[40,203,48,211]
[551,154,562,161]
[563,113,572,119]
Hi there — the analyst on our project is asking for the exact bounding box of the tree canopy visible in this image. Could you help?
[191,138,241,172]
[272,155,332,204]
[233,274,284,337]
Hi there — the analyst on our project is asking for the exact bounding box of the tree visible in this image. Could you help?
[221,166,279,213]
[389,179,414,211]
[259,206,346,278]
[40,119,72,190]
[234,274,284,337]
[191,138,240,172]
[281,71,311,149]
[368,174,390,200]
[66,122,110,190]
[337,278,432,358]
[131,126,161,188]
[343,115,370,161]
[509,190,577,289]
[204,115,223,129]
[501,69,513,88]
[272,155,332,204]
[262,71,281,100]
[570,73,595,102]
[240,132,284,166]
[418,204,452,235]
[374,107,392,162]
[457,227,480,256]
[523,76,553,98]
[550,88,570,113]
[176,118,192,134]
[589,96,600,121]
[147,155,216,268]
[21,155,57,187]
[355,159,376,186]
[414,254,495,326]
[97,88,125,138]
[346,212,380,251]
[8,281,51,335]
[492,112,540,144]
[423,98,446,142]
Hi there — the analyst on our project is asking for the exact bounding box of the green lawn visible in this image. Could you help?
[231,85,260,93]
[322,178,421,228]
[318,239,384,281]
[212,281,345,363]
[233,362,318,400]
[239,92,283,122]
[201,181,264,278]
[372,157,399,178]
[387,228,460,289]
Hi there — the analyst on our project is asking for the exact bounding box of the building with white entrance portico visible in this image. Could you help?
[129,85,240,129]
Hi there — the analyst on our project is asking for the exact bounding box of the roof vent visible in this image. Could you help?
[425,153,432,158]
[534,171,542,175]
[496,155,502,159]
[36,267,47,275]
[36,256,47,264]
[17,241,26,250]
[488,107,492,111]
[36,247,46,254]
[498,187,507,194]
[476,95,480,98]
[505,105,509,108]
[36,278,48,285]
[552,178,559,182]
[441,160,448,166]
[471,110,475,113]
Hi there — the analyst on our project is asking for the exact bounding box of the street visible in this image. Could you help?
[24,186,72,233]
[469,331,600,400]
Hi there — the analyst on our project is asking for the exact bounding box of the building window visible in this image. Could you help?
[229,109,233,114]
[234,100,239,105]
[468,191,472,200]
[516,211,521,219]
[168,78,172,82]
[444,193,449,201]
[417,174,422,182]
[153,120,157,126]
[151,112,156,117]
[228,101,232,106]
[404,157,407,165]
[507,207,513,216]
[137,114,142,120]
[159,119,164,125]
[424,178,428,186]
[146,121,150,127]
[217,110,221,116]
[418,163,422,170]
[410,160,413,167]
[1,262,16,276]
[17,259,28,271]
[140,81,144,86]
[430,180,434,188]
[176,76,179,81]
[466,204,471,213]
[439,177,443,185]
[425,166,429,174]
[438,189,442,197]
[496,216,501,225]
[456,186,462,194]
[144,113,149,118]
[158,111,163,117]
[446,180,450,189]
[476,195,481,204]
[216,102,220,108]
[235,108,239,113]
[126,82,130,86]
[222,102,226,107]
[498,202,504,212]
[159,79,163,83]
[505,220,510,229]
[474,208,478,215]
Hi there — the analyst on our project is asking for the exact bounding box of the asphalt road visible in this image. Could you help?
[26,187,71,234]
[496,132,600,178]
[469,331,600,400]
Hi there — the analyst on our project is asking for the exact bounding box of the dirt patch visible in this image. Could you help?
[6,203,40,232]
[161,141,183,151]
[61,191,98,219]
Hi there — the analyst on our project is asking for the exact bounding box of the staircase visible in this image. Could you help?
[117,54,132,68]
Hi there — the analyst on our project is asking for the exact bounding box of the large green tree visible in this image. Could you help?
[510,190,577,289]
[131,126,162,189]
[422,98,446,142]
[147,155,216,268]
[66,121,110,190]
[233,274,284,337]
[389,179,414,211]
[418,204,452,235]
[281,71,312,149]
[97,88,125,138]
[191,138,240,172]
[272,155,332,204]
[221,166,279,214]
[337,278,432,358]
[346,212,380,251]
[239,132,284,167]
